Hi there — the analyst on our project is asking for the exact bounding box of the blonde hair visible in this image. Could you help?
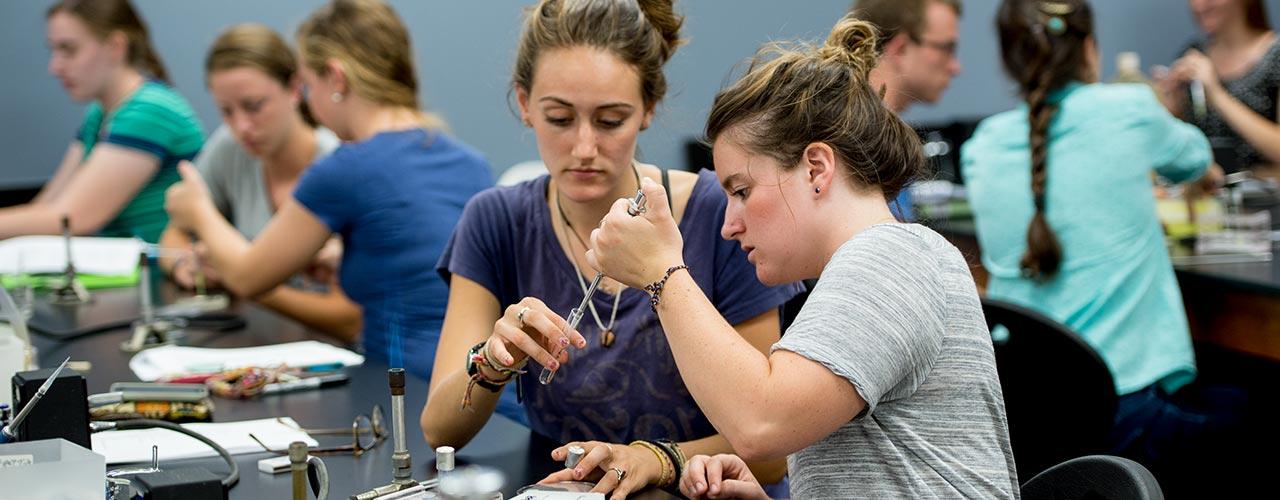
[705,14,924,201]
[47,0,168,82]
[513,0,685,110]
[296,0,443,128]
[206,24,315,126]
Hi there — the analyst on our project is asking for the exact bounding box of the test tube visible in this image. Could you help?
[539,189,647,385]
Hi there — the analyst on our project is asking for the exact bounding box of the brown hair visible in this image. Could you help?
[297,0,442,128]
[1244,0,1271,32]
[47,0,169,82]
[705,14,925,203]
[206,24,316,127]
[996,0,1094,281]
[850,0,963,52]
[513,0,686,110]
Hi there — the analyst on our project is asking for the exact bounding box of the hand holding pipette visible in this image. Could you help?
[538,188,648,385]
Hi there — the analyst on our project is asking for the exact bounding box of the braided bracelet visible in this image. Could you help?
[643,265,688,311]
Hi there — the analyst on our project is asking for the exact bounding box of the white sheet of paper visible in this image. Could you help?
[128,340,365,381]
[509,492,605,500]
[0,236,141,275]
[92,417,319,465]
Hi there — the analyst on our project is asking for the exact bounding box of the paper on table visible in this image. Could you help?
[509,492,605,500]
[0,236,142,275]
[129,340,365,381]
[92,417,319,465]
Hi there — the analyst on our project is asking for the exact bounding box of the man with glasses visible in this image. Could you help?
[853,0,963,114]
[850,0,962,221]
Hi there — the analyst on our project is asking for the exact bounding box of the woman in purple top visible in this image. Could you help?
[421,0,801,497]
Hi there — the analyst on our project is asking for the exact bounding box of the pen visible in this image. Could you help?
[261,373,349,395]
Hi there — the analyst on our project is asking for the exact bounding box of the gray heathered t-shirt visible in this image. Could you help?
[195,124,340,238]
[774,224,1019,498]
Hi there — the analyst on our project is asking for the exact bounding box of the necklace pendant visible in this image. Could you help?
[601,329,615,348]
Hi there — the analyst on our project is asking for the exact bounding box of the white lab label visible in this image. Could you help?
[0,454,35,468]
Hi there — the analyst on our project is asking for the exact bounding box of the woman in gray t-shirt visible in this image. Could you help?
[590,14,1018,499]
[158,24,360,340]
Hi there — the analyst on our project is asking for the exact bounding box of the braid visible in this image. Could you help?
[1018,42,1063,281]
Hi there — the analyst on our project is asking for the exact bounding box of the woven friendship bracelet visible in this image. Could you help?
[643,265,688,311]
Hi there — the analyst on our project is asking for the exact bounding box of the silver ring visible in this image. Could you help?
[517,306,531,328]
[610,466,626,482]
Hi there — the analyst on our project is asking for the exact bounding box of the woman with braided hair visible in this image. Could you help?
[962,0,1266,494]
[590,13,1017,499]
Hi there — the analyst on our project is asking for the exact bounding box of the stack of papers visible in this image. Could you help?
[92,417,319,465]
[0,236,141,275]
[129,340,365,381]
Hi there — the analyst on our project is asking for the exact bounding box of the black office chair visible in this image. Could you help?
[1021,455,1164,500]
[981,297,1119,479]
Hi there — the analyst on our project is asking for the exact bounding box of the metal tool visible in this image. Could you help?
[540,189,647,385]
[50,216,90,304]
[565,445,585,469]
[350,369,418,500]
[0,356,71,443]
[122,249,186,352]
[168,233,230,313]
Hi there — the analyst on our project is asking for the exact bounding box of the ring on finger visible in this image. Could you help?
[610,467,626,482]
[517,306,532,328]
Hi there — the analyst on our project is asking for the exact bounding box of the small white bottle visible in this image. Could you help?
[1113,52,1148,84]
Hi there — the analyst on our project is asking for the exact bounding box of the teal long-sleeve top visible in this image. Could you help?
[961,82,1211,396]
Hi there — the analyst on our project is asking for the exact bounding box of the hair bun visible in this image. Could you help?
[636,0,685,62]
[820,15,880,78]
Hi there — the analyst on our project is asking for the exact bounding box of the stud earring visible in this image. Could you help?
[330,92,343,103]
[815,186,821,194]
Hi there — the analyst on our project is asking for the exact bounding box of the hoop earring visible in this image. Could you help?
[330,92,343,103]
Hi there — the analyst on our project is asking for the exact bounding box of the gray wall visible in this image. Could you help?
[2,1,1276,188]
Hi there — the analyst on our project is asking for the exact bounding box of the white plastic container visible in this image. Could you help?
[0,438,105,499]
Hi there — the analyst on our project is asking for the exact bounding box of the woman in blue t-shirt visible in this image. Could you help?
[0,0,203,243]
[164,0,491,376]
[421,0,801,496]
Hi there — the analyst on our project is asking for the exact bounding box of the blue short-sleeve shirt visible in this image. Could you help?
[294,128,493,378]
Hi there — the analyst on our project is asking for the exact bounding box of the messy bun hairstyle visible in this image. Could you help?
[513,0,686,109]
[706,14,924,201]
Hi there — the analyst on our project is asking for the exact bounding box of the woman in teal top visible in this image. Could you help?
[0,0,202,243]
[962,0,1262,494]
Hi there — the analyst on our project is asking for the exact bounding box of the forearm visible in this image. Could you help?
[0,204,62,239]
[254,286,362,341]
[157,227,193,275]
[1208,84,1280,164]
[677,434,787,484]
[0,203,110,239]
[189,211,264,297]
[653,271,780,453]
[420,363,505,448]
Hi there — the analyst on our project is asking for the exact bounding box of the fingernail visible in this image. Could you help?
[506,356,515,365]
[560,336,570,347]
[574,468,582,479]
[697,482,705,493]
[576,338,587,348]
[549,360,559,369]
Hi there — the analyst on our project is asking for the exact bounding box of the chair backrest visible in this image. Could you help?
[981,297,1119,479]
[1021,455,1164,500]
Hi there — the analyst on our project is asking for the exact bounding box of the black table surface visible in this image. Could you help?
[26,284,568,499]
[926,214,1280,296]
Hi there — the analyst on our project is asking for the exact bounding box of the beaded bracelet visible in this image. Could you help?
[629,440,675,487]
[643,265,689,311]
